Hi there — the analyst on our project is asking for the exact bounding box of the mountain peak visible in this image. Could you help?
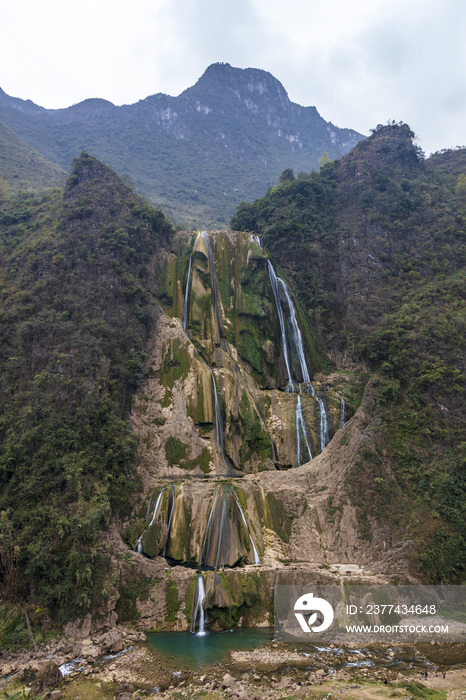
[181,62,290,106]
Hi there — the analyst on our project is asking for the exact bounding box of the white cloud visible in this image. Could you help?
[1,0,465,152]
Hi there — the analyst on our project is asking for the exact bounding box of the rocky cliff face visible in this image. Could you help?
[115,229,411,633]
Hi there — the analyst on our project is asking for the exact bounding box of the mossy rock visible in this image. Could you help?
[264,491,293,543]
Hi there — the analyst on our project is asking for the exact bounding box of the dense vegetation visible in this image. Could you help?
[0,154,173,627]
[232,123,466,583]
[0,63,363,227]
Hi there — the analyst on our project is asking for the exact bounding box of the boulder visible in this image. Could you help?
[115,682,134,700]
[279,675,293,688]
[100,628,124,654]
[221,673,237,689]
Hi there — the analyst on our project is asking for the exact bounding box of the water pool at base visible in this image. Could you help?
[146,627,273,669]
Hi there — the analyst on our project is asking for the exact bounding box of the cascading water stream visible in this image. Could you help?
[248,233,262,248]
[163,485,176,557]
[267,260,330,458]
[267,261,294,392]
[317,396,329,452]
[199,485,260,568]
[148,488,166,528]
[277,276,310,384]
[191,573,207,636]
[199,488,219,567]
[339,397,345,429]
[295,394,313,466]
[231,492,260,565]
[134,487,167,553]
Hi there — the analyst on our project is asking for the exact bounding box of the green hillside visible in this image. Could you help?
[232,123,466,583]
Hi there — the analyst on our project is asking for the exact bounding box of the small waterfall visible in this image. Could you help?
[134,487,167,555]
[267,261,294,391]
[145,494,154,521]
[267,261,330,457]
[208,366,226,468]
[231,491,260,565]
[277,277,310,384]
[201,231,223,343]
[295,394,313,466]
[339,397,345,428]
[199,486,228,569]
[148,488,166,528]
[248,233,262,248]
[191,573,207,635]
[163,485,176,557]
[317,397,329,452]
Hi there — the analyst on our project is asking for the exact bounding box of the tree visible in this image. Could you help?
[278,168,295,184]
[318,151,332,169]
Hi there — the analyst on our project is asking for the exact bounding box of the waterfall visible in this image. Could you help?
[317,397,329,452]
[277,276,310,384]
[339,397,345,428]
[208,366,226,467]
[163,485,176,557]
[145,494,154,521]
[199,488,219,567]
[267,261,332,459]
[191,573,207,635]
[148,488,166,528]
[133,487,166,554]
[201,231,223,343]
[295,394,313,466]
[199,484,260,568]
[267,261,294,391]
[231,491,260,565]
[248,233,262,248]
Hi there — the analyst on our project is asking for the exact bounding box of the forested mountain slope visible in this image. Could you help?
[0,154,173,624]
[0,63,363,227]
[232,123,466,583]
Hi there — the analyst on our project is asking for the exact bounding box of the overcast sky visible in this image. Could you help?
[2,0,465,155]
